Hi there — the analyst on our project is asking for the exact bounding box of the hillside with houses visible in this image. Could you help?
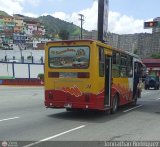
[0,10,86,51]
[0,12,45,50]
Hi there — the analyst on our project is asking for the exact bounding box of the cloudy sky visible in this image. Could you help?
[0,0,159,34]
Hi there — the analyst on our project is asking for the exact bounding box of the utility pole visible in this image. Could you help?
[78,14,84,39]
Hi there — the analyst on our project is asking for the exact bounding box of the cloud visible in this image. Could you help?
[46,1,151,34]
[0,0,152,34]
[78,1,98,31]
[23,12,38,18]
[52,12,69,20]
[0,0,39,18]
[108,11,152,34]
[48,1,98,31]
[13,0,40,7]
[0,0,24,14]
[25,0,40,7]
[0,0,40,16]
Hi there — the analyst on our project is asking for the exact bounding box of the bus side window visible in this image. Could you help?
[127,56,133,77]
[137,63,143,78]
[120,54,127,77]
[99,47,104,77]
[112,52,120,77]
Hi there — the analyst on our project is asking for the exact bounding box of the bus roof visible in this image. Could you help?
[46,39,95,46]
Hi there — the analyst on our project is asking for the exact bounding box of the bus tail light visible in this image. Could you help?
[77,72,90,78]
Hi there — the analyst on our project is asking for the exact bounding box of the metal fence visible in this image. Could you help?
[0,62,44,79]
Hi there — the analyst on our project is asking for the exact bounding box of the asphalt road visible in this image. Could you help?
[0,86,160,147]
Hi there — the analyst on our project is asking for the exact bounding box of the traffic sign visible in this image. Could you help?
[144,21,160,28]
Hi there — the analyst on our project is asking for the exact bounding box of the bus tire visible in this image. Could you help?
[111,94,119,114]
[103,109,111,115]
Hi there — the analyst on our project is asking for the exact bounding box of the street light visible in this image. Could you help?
[78,14,84,39]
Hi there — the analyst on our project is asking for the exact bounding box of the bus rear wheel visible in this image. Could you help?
[111,94,119,114]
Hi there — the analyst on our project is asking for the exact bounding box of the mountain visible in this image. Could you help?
[0,10,10,16]
[0,9,89,38]
[38,15,88,36]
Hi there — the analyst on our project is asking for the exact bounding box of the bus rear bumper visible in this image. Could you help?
[45,90,105,110]
[45,100,105,110]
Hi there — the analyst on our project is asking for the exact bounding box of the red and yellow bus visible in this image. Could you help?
[44,40,144,113]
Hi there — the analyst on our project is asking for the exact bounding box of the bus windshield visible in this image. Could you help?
[49,46,90,68]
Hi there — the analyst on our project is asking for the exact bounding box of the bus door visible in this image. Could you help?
[104,55,112,107]
[133,61,143,98]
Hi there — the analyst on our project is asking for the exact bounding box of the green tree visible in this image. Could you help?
[37,73,44,81]
[151,53,160,59]
[59,29,69,40]
[133,49,138,54]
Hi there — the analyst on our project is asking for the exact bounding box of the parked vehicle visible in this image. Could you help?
[145,75,160,90]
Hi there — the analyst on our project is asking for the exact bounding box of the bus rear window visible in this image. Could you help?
[49,46,90,68]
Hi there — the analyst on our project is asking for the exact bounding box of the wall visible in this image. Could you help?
[0,62,44,78]
[0,62,44,86]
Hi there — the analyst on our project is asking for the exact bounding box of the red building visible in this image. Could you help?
[142,59,160,76]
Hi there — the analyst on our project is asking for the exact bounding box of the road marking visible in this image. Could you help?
[23,125,86,147]
[0,117,20,122]
[123,105,143,113]
[156,98,160,100]
[142,91,150,95]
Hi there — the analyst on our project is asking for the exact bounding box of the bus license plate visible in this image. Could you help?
[64,103,72,108]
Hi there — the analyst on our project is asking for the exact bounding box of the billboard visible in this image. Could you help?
[98,0,109,42]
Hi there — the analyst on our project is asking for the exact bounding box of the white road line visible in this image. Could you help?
[156,98,160,100]
[23,125,86,147]
[123,105,143,113]
[0,117,20,122]
[142,91,150,95]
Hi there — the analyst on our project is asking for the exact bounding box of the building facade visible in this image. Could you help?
[13,14,24,33]
[2,16,14,45]
[150,17,160,55]
[0,16,4,47]
[142,59,160,77]
[0,13,46,50]
[152,17,160,33]
[106,32,160,58]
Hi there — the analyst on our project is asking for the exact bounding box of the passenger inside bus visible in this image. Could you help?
[133,63,142,99]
